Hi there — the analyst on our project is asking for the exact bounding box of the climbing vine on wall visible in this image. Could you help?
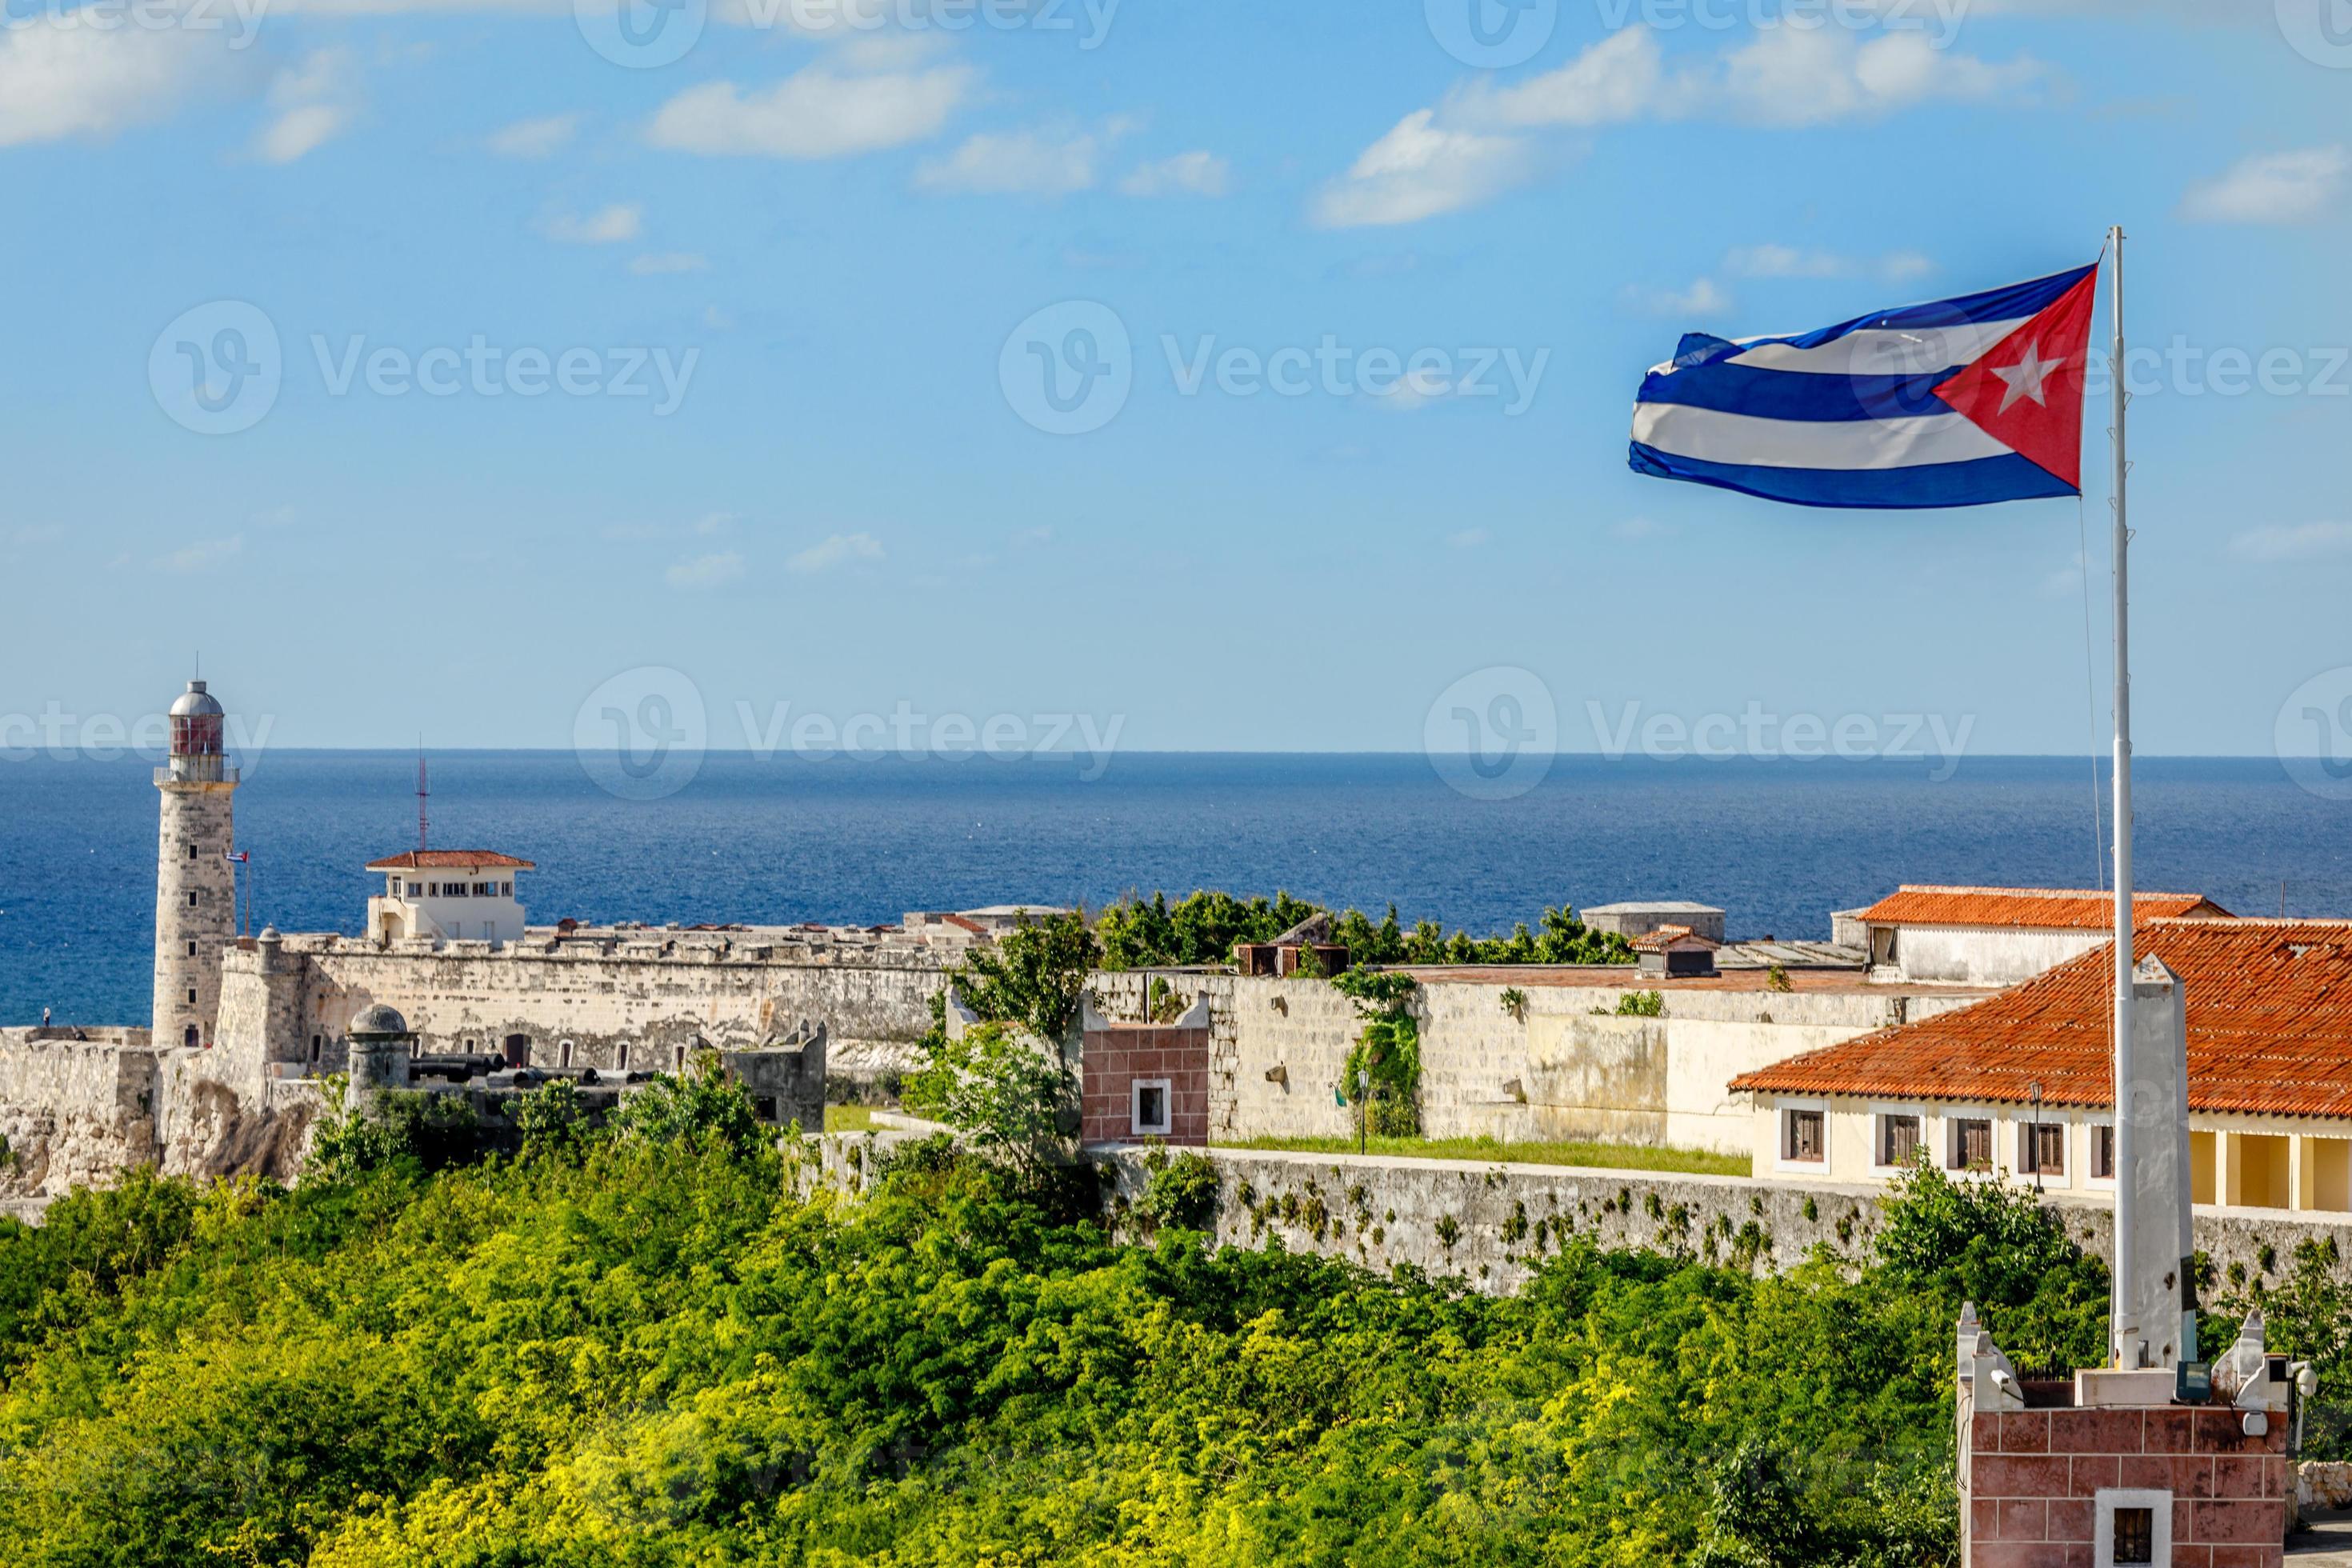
[1334,968,1422,1136]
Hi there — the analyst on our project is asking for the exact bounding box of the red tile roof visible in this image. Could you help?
[1855,884,2229,930]
[1632,923,1718,953]
[1731,918,2352,1118]
[367,850,535,871]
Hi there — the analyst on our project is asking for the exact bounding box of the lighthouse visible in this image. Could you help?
[152,678,240,1049]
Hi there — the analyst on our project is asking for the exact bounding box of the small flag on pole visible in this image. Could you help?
[223,850,250,864]
[1630,262,2098,509]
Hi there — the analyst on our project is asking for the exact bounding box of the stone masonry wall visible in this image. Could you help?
[214,935,950,1083]
[1096,1146,2352,1298]
[0,1030,162,1202]
[1086,970,1986,1154]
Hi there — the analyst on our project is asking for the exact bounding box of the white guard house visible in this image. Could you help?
[366,850,534,944]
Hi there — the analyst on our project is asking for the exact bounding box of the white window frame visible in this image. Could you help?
[2083,1114,2118,1189]
[2093,1487,2171,1568]
[1946,1113,1995,1173]
[2017,1114,2074,1190]
[1131,1078,1173,1138]
[1868,1102,1927,1174]
[1774,1097,1830,1174]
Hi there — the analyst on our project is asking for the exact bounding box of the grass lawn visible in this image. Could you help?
[823,1104,878,1134]
[1216,1133,1750,1178]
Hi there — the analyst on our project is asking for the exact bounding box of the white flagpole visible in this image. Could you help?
[2108,223,2138,1368]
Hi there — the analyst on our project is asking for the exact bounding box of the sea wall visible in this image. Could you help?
[1094,1146,2352,1298]
[0,1028,162,1201]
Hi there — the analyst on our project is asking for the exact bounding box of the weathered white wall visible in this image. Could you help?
[1083,969,1982,1154]
[0,1029,161,1200]
[1879,925,2106,986]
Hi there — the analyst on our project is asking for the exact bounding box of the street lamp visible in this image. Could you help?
[1357,1067,1370,1155]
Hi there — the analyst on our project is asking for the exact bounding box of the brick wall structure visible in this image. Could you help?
[1079,996,1210,1148]
[1965,1405,2291,1566]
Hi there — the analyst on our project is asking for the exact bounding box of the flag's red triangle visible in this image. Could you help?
[1933,265,2099,492]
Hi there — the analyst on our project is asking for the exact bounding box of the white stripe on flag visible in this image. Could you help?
[1630,402,2013,470]
[1722,316,2030,377]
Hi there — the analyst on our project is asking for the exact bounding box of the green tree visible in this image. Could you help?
[953,909,1102,1042]
[902,1020,1078,1181]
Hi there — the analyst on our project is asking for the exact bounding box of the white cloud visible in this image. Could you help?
[0,13,258,147]
[1721,27,2046,127]
[1374,366,1456,412]
[1447,527,1490,549]
[255,102,350,163]
[666,551,745,590]
[915,122,1122,197]
[486,113,582,158]
[1724,243,1935,282]
[630,251,708,274]
[2231,521,2352,562]
[543,204,643,244]
[5,525,63,548]
[787,531,886,574]
[1119,150,1230,198]
[252,46,358,163]
[1472,26,1670,128]
[155,535,243,574]
[1623,278,1730,317]
[646,65,973,160]
[1310,109,1534,230]
[2180,146,2348,225]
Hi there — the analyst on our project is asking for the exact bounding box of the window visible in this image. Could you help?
[674,1045,688,1073]
[310,1034,322,1065]
[559,1040,574,1070]
[1783,1108,1825,1163]
[618,1042,630,1071]
[186,941,198,958]
[1878,1114,1921,1167]
[187,843,198,860]
[2021,1121,2066,1177]
[502,882,514,896]
[1949,1118,1992,1170]
[186,987,197,1005]
[2112,1509,2153,1566]
[187,891,198,907]
[2092,1125,2117,1180]
[2094,1489,2170,1568]
[1132,1078,1173,1137]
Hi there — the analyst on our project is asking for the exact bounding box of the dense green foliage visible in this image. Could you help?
[1335,968,1425,1136]
[902,1020,1079,1178]
[10,1102,2352,1566]
[951,910,1102,1044]
[1096,891,1635,970]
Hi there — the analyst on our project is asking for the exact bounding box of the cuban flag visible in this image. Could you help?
[223,850,249,864]
[1630,262,2098,509]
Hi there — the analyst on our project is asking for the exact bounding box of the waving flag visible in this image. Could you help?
[1630,262,2098,509]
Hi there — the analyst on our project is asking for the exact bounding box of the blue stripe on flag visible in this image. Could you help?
[1635,364,1962,423]
[1627,442,2078,510]
[1757,263,2094,354]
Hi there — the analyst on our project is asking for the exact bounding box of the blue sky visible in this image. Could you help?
[4,0,2349,758]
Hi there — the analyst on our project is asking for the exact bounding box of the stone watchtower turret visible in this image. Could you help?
[152,678,240,1050]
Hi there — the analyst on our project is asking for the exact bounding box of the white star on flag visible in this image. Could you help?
[1990,341,2064,414]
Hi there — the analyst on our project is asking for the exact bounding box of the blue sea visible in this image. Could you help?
[4,750,2349,1026]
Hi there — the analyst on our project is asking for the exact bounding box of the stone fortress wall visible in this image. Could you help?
[1084,968,1988,1154]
